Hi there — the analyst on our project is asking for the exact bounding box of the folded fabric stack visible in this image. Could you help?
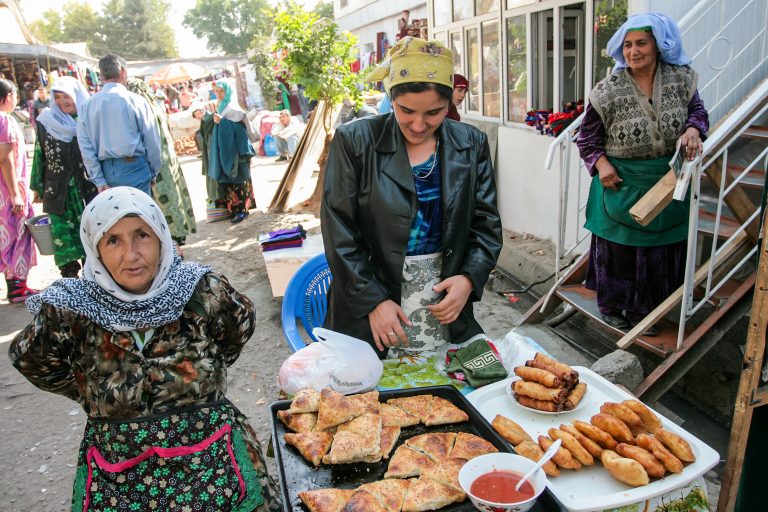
[445,338,508,387]
[259,224,307,252]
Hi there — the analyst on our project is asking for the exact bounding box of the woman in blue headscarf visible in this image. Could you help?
[577,12,709,335]
[203,79,255,224]
[31,76,97,277]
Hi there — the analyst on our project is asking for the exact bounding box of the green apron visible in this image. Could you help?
[584,156,689,247]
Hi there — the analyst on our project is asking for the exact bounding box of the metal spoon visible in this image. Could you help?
[515,438,562,491]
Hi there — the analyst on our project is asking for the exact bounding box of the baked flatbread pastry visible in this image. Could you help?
[337,412,382,454]
[350,390,381,413]
[380,426,401,459]
[288,387,321,414]
[323,431,377,464]
[359,479,411,511]
[316,388,367,431]
[277,410,317,433]
[380,403,420,427]
[405,432,457,462]
[387,395,434,423]
[424,396,469,426]
[401,477,465,512]
[284,432,333,466]
[384,445,436,478]
[448,432,498,460]
[299,488,356,512]
[342,490,387,512]
[421,457,468,493]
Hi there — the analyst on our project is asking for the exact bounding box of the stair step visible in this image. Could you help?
[727,164,765,189]
[742,125,768,140]
[697,209,742,239]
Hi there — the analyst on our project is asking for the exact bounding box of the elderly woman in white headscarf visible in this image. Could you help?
[31,76,98,277]
[9,187,281,511]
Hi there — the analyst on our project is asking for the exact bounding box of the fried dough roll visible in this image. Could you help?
[538,435,582,470]
[514,365,561,388]
[636,433,683,473]
[591,413,634,444]
[564,383,588,411]
[514,440,560,477]
[534,352,579,382]
[514,393,562,412]
[513,380,568,403]
[560,424,603,458]
[525,359,576,386]
[601,450,649,487]
[616,443,666,478]
[655,429,696,462]
[600,402,644,433]
[573,420,618,450]
[548,428,594,466]
[491,415,534,446]
[623,400,663,433]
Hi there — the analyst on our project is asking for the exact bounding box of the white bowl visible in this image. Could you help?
[458,453,547,512]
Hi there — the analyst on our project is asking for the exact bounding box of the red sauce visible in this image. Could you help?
[470,470,535,504]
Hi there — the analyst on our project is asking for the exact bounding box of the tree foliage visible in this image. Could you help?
[28,0,177,60]
[183,0,273,55]
[313,1,334,19]
[248,49,279,111]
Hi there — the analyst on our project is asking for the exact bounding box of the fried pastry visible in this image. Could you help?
[299,488,356,512]
[591,413,634,444]
[600,402,644,432]
[448,432,498,460]
[655,429,696,462]
[623,399,663,434]
[379,426,401,459]
[421,457,468,493]
[406,432,457,462]
[343,490,387,512]
[491,414,534,446]
[284,432,333,466]
[380,403,420,427]
[359,479,411,511]
[636,433,683,473]
[560,424,603,458]
[601,450,649,487]
[350,390,380,413]
[424,396,469,426]
[277,410,317,433]
[336,412,382,457]
[616,443,666,478]
[548,428,594,466]
[322,431,376,464]
[514,365,562,388]
[513,440,560,477]
[533,352,579,383]
[513,380,568,403]
[564,382,588,411]
[287,387,321,413]
[538,435,582,470]
[514,393,563,412]
[401,477,465,512]
[316,388,367,431]
[573,420,618,450]
[384,445,436,478]
[387,395,433,423]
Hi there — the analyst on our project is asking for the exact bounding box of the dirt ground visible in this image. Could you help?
[0,154,530,511]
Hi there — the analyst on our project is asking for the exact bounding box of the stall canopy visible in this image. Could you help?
[149,62,207,84]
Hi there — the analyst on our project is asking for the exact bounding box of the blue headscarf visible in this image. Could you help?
[35,76,89,142]
[214,79,234,114]
[607,12,691,72]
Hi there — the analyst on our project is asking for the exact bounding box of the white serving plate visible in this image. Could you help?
[505,378,591,415]
[467,366,719,512]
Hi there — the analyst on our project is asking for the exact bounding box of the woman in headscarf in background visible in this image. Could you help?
[127,79,197,247]
[576,12,709,336]
[31,76,97,278]
[203,79,255,224]
[10,186,281,511]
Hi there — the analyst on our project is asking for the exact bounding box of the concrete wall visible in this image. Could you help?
[336,1,427,54]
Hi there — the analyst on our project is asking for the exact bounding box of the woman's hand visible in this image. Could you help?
[428,275,473,325]
[597,158,622,191]
[10,187,24,214]
[32,191,41,203]
[678,127,703,161]
[369,299,412,352]
[213,113,221,124]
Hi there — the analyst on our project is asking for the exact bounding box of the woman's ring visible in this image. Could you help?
[387,332,396,336]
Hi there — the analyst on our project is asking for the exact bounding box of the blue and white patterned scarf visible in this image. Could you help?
[27,187,211,331]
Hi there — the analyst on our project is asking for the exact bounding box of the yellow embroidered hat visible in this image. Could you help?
[366,37,454,92]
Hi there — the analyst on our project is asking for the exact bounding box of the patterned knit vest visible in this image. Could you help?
[589,63,697,159]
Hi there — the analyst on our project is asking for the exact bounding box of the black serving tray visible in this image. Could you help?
[269,385,565,512]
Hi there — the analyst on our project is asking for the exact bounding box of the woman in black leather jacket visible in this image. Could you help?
[321,37,502,358]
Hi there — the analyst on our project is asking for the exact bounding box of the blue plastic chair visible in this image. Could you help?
[281,253,333,352]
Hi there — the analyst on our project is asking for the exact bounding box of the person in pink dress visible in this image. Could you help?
[0,78,38,302]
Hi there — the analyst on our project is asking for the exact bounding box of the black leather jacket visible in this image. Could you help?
[321,113,502,356]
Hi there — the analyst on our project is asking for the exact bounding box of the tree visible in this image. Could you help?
[60,2,101,47]
[271,1,360,208]
[313,1,334,19]
[248,49,278,111]
[183,0,273,55]
[28,10,63,44]
[98,0,178,60]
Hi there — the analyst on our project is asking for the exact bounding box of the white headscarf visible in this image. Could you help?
[35,76,89,142]
[27,187,211,331]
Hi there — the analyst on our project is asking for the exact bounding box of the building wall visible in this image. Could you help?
[335,0,427,55]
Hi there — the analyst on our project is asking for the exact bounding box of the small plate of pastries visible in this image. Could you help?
[467,361,720,512]
[505,352,589,414]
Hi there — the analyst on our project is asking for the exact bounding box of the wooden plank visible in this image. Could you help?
[718,230,768,512]
[616,232,750,349]
[704,158,760,243]
[629,170,677,226]
[519,253,589,324]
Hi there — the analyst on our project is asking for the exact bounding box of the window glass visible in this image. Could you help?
[592,0,628,85]
[434,1,452,27]
[466,27,480,111]
[506,0,537,8]
[450,32,463,73]
[482,21,500,117]
[476,0,499,16]
[531,9,553,111]
[506,15,527,122]
[561,3,585,108]
[454,0,474,22]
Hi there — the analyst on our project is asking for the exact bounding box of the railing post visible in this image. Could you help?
[679,159,703,350]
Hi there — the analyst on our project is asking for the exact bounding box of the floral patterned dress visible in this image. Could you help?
[9,273,281,511]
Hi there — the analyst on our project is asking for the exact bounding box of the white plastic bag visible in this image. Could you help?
[492,329,542,373]
[278,328,383,395]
